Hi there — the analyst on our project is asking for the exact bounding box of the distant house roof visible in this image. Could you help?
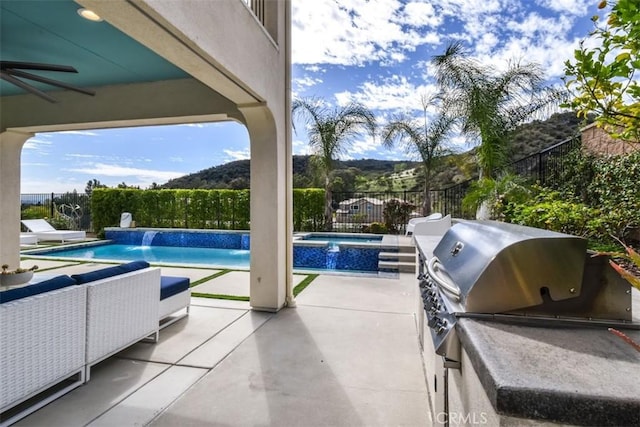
[339,197,384,206]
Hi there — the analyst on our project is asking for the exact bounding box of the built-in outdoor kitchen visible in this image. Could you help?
[415,221,640,426]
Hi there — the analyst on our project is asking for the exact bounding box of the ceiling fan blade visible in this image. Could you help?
[0,61,78,73]
[8,69,96,96]
[1,71,58,103]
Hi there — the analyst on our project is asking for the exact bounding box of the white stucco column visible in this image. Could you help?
[0,131,33,268]
[241,104,291,312]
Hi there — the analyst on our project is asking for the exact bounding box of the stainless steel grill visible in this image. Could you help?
[416,220,636,364]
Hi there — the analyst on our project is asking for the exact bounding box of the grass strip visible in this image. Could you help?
[191,293,249,301]
[293,274,318,296]
[190,269,231,287]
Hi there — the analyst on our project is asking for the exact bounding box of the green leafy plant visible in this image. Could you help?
[462,173,531,220]
[601,240,640,291]
[563,0,640,141]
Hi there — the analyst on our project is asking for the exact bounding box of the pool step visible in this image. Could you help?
[378,250,416,274]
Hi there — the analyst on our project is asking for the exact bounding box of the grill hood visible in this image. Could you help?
[431,221,588,313]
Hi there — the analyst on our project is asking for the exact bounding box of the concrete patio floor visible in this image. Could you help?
[14,263,431,427]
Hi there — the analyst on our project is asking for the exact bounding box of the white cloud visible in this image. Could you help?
[304,65,325,73]
[293,139,313,155]
[535,0,592,16]
[335,75,438,112]
[475,32,499,55]
[339,136,384,159]
[223,149,250,162]
[400,2,442,28]
[293,75,324,93]
[293,0,444,66]
[22,137,52,151]
[65,153,100,159]
[55,130,100,136]
[177,123,207,128]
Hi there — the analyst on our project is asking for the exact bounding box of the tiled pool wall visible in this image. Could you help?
[105,228,395,272]
[105,228,250,250]
[291,243,388,271]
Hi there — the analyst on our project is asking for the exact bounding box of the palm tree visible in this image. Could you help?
[381,94,454,215]
[292,97,377,230]
[431,42,562,179]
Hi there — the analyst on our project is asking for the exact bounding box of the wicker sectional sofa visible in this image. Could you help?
[0,261,190,426]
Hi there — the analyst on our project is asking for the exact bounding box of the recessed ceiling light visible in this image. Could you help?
[77,8,103,22]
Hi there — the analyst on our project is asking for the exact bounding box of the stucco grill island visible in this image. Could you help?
[415,221,640,426]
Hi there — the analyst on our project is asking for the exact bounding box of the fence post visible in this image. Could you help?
[50,192,54,218]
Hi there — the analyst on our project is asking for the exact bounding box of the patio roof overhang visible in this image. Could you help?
[0,0,266,131]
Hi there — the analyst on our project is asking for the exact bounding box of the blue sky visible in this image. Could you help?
[21,0,603,193]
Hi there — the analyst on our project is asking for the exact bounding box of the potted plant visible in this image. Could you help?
[0,264,38,288]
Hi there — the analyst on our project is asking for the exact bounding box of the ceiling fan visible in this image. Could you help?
[0,60,96,103]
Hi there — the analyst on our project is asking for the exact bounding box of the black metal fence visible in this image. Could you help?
[21,192,92,231]
[329,186,477,231]
[429,136,582,220]
[330,190,422,233]
[511,136,581,186]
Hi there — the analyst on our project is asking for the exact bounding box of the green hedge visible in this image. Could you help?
[92,188,325,233]
[292,188,324,231]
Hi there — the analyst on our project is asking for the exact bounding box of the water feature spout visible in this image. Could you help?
[326,243,339,270]
[241,234,250,250]
[141,231,158,247]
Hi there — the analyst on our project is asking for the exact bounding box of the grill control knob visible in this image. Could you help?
[427,316,439,328]
[424,294,438,310]
[435,319,448,335]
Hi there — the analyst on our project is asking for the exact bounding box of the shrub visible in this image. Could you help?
[383,199,415,234]
[508,187,625,246]
[366,222,388,234]
[21,206,49,220]
[546,150,640,242]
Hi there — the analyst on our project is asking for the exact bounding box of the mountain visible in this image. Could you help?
[161,111,589,191]
[162,156,420,189]
[508,111,588,160]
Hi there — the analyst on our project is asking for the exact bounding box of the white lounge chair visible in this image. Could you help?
[20,233,38,245]
[405,213,443,235]
[21,219,86,243]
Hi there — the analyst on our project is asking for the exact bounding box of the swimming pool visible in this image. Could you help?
[26,228,398,274]
[32,243,250,268]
